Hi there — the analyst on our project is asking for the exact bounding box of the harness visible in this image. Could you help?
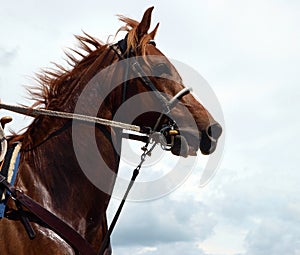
[0,37,191,255]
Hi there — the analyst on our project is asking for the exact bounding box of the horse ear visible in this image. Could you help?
[137,6,154,39]
[149,22,159,40]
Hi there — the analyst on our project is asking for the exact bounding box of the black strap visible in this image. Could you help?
[98,167,141,255]
[122,133,149,143]
[111,39,170,114]
[0,174,98,255]
[117,37,128,55]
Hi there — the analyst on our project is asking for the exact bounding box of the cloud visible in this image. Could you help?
[112,242,207,255]
[197,163,300,254]
[109,195,217,247]
[0,47,18,66]
[244,216,300,255]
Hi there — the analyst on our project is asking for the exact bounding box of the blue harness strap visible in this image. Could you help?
[0,142,21,218]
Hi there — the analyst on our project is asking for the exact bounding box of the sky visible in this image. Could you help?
[1,1,300,255]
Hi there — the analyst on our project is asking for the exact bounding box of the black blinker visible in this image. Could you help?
[148,40,156,46]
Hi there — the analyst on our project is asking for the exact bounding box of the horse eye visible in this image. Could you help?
[152,63,171,76]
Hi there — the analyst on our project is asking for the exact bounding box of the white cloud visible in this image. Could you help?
[198,223,247,255]
[0,47,18,66]
[137,246,157,254]
[244,217,300,255]
[196,161,300,254]
[202,0,300,59]
[108,195,217,247]
[112,242,207,255]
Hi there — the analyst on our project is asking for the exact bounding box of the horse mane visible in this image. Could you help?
[29,15,158,110]
[29,32,105,109]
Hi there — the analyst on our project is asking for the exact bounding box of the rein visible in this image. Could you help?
[97,141,157,255]
[0,103,149,134]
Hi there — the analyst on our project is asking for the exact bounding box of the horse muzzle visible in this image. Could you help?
[200,123,222,155]
[161,122,222,157]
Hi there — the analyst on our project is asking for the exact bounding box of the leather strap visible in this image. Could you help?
[0,174,97,255]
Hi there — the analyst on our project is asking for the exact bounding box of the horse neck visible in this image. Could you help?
[18,118,121,246]
[17,93,122,246]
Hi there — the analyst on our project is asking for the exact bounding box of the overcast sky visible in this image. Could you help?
[1,1,300,255]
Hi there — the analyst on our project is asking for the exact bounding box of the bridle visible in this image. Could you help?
[110,37,191,149]
[0,36,192,255]
[111,38,174,114]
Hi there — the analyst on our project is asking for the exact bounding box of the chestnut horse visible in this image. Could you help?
[0,7,222,255]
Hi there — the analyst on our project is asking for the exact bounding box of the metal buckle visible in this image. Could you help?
[158,123,179,151]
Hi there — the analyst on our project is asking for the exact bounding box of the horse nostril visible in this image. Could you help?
[207,123,222,141]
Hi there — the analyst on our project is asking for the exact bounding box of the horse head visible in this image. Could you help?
[111,7,222,157]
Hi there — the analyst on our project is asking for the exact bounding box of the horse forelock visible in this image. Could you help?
[117,15,158,56]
